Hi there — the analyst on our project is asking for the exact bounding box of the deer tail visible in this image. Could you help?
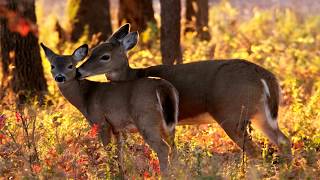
[260,77,280,129]
[156,82,179,133]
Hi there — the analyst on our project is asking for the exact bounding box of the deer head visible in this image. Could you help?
[77,24,138,80]
[40,43,88,83]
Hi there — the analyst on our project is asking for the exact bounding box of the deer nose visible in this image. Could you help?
[75,69,82,79]
[55,75,66,83]
[76,68,89,80]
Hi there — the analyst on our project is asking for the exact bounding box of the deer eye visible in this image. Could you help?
[68,64,73,69]
[101,55,110,61]
[51,65,55,69]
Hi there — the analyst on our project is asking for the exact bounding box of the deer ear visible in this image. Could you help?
[108,23,130,42]
[121,32,139,51]
[72,44,88,62]
[40,43,55,61]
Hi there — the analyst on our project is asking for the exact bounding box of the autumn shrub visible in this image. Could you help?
[0,1,320,179]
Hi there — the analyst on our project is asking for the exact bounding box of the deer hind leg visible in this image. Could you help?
[163,128,177,163]
[224,120,260,158]
[136,114,170,175]
[213,112,260,158]
[141,129,170,175]
[252,105,292,160]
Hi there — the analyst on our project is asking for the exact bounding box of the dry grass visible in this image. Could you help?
[0,1,320,179]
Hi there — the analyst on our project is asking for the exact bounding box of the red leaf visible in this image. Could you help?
[293,141,304,149]
[47,148,57,158]
[77,157,88,165]
[149,159,160,174]
[32,164,42,174]
[16,18,31,36]
[44,158,51,166]
[143,145,152,159]
[89,124,100,138]
[0,114,5,129]
[15,112,22,122]
[0,6,37,37]
[143,171,151,179]
[0,133,5,144]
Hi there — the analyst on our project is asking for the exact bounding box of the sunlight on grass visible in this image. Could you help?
[0,1,319,179]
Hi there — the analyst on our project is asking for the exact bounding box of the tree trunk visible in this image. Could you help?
[185,0,196,33]
[0,0,47,105]
[196,0,210,40]
[118,0,156,32]
[185,0,211,40]
[0,18,11,84]
[160,0,182,65]
[0,18,10,100]
[68,0,112,42]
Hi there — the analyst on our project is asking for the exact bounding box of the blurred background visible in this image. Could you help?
[0,0,320,179]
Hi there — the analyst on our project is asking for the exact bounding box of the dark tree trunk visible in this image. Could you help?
[55,20,68,53]
[68,0,112,42]
[0,18,11,81]
[185,0,196,33]
[185,0,211,40]
[0,0,47,104]
[196,0,210,40]
[160,0,182,65]
[0,17,11,100]
[118,0,156,32]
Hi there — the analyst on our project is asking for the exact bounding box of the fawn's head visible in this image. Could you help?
[40,43,88,83]
[77,24,138,80]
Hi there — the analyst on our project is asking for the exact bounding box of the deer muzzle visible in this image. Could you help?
[76,68,91,80]
[55,74,66,83]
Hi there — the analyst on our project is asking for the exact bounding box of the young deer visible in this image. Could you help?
[40,43,179,174]
[77,24,292,159]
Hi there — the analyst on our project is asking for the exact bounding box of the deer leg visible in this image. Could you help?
[114,132,126,178]
[277,129,292,160]
[99,123,113,148]
[163,128,177,163]
[214,114,260,158]
[252,109,292,160]
[138,125,170,175]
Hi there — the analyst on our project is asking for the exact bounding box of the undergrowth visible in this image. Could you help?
[0,1,320,179]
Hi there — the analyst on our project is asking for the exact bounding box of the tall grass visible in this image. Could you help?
[0,1,319,179]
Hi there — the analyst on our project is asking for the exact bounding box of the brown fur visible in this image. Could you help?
[77,24,292,159]
[40,43,179,175]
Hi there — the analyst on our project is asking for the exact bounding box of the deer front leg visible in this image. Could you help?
[85,115,113,147]
[99,123,113,148]
[114,132,125,178]
[99,122,126,177]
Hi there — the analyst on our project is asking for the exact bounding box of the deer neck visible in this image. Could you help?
[107,65,166,81]
[108,65,143,81]
[125,66,144,80]
[57,79,89,116]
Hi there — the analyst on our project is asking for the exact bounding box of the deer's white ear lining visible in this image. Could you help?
[74,49,86,61]
[121,32,139,51]
[73,45,88,61]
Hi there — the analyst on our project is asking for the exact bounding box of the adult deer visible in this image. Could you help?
[40,43,179,174]
[77,24,292,159]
